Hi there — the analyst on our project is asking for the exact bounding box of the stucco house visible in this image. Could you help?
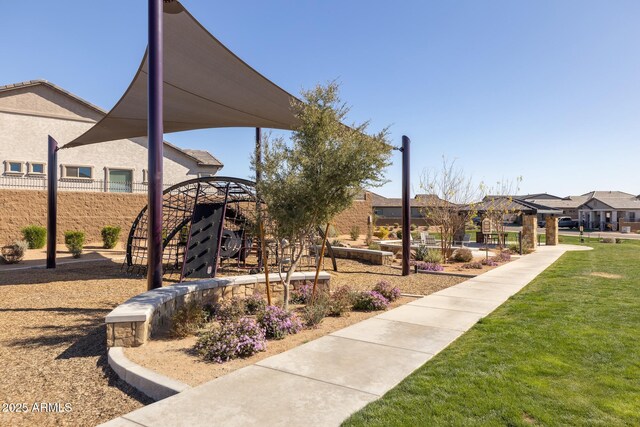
[0,80,223,193]
[524,191,640,231]
[370,192,454,226]
[575,191,640,231]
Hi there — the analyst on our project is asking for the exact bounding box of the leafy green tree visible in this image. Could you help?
[255,82,391,309]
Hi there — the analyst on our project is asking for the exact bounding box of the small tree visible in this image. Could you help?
[420,158,480,261]
[256,82,391,309]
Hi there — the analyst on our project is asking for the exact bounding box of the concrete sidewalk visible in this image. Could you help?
[102,244,590,427]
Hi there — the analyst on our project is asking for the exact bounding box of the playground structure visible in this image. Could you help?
[125,176,337,280]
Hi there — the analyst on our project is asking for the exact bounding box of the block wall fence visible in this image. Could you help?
[0,189,147,244]
[0,189,373,245]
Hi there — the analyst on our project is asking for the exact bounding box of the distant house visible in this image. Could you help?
[523,191,640,231]
[575,191,640,231]
[522,194,588,222]
[370,192,453,226]
[0,80,223,193]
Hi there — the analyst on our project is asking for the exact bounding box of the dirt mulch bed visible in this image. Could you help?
[125,259,471,386]
[0,261,149,427]
[125,296,415,387]
[0,257,470,425]
[328,258,467,295]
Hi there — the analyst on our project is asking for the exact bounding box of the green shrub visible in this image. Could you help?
[388,231,398,239]
[327,224,339,238]
[302,293,329,327]
[411,230,420,240]
[101,225,121,249]
[615,238,624,244]
[423,248,443,264]
[64,231,85,258]
[394,222,400,229]
[21,225,47,249]
[600,237,615,244]
[410,224,417,231]
[349,226,360,241]
[368,243,381,250]
[365,226,374,245]
[414,244,429,261]
[171,300,208,338]
[452,248,473,262]
[374,227,389,240]
[244,293,266,315]
[215,297,246,323]
[328,285,354,317]
[396,230,403,239]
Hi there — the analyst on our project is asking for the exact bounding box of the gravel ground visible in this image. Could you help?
[0,257,467,426]
[0,261,150,427]
[329,259,466,295]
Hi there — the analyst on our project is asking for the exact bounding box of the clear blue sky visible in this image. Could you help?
[3,1,639,197]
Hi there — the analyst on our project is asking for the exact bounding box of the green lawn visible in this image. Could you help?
[344,239,640,426]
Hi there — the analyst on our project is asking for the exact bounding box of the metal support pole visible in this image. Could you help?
[401,135,411,276]
[147,0,164,290]
[46,136,58,269]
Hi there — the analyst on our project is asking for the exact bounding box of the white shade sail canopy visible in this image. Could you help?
[64,1,299,149]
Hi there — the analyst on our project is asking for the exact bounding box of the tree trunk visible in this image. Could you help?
[311,223,330,301]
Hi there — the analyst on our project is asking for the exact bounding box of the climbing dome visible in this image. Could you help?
[127,176,266,279]
[126,176,334,280]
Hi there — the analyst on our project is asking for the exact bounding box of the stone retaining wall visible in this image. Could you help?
[106,272,331,348]
[311,245,394,265]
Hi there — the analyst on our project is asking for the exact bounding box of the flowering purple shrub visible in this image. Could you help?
[194,317,266,363]
[461,262,483,269]
[494,251,512,262]
[258,305,303,339]
[328,285,354,317]
[352,291,390,311]
[373,280,401,302]
[290,281,314,304]
[481,258,498,266]
[415,261,444,272]
[215,297,246,323]
[244,292,266,315]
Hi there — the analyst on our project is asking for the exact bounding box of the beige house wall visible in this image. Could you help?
[0,84,221,185]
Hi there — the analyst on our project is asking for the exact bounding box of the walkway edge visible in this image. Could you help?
[108,347,191,402]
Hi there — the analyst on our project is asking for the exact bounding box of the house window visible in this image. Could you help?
[28,162,45,175]
[142,169,148,183]
[64,165,93,179]
[4,161,24,174]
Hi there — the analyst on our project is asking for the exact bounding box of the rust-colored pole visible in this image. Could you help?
[311,223,331,300]
[260,221,272,306]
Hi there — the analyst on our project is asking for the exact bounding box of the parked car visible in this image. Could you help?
[557,217,579,229]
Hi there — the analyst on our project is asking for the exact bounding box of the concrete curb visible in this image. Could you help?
[108,347,191,401]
